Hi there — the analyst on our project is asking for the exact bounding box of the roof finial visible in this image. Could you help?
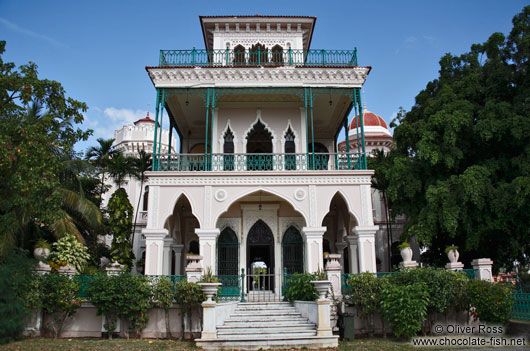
[146,111,150,118]
[363,103,367,112]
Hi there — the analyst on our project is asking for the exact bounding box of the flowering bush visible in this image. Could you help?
[40,273,81,339]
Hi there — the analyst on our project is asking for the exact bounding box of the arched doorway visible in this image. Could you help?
[246,120,273,170]
[282,226,303,274]
[218,227,238,275]
[247,219,274,291]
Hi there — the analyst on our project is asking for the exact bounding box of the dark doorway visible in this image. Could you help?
[218,228,238,275]
[282,226,304,274]
[223,127,235,171]
[249,43,268,65]
[246,120,273,170]
[247,219,274,291]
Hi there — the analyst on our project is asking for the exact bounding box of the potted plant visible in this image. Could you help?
[445,245,459,263]
[34,239,51,261]
[197,267,222,302]
[398,242,413,262]
[310,269,331,299]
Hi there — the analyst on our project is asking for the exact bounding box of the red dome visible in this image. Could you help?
[134,112,155,125]
[349,110,388,130]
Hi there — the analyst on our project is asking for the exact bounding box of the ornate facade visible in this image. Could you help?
[142,15,378,298]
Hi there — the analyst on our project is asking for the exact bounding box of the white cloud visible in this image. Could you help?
[0,18,66,48]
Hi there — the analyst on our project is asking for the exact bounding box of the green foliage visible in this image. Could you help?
[0,41,90,254]
[48,233,90,272]
[0,248,36,344]
[35,239,51,250]
[314,268,328,281]
[86,273,153,338]
[174,280,205,313]
[153,276,174,310]
[108,188,134,268]
[40,273,81,339]
[199,267,219,283]
[382,7,530,267]
[284,273,318,302]
[397,242,410,250]
[445,245,459,254]
[380,282,429,339]
[466,279,513,325]
[347,273,386,323]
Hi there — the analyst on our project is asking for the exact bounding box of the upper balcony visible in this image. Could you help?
[158,48,357,67]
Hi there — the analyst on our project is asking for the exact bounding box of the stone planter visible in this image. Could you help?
[311,280,331,299]
[33,247,50,261]
[198,282,222,303]
[447,249,459,263]
[400,247,413,262]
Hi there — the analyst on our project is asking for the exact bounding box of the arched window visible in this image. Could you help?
[142,186,149,211]
[233,44,245,65]
[249,43,268,65]
[223,127,234,171]
[271,44,283,65]
[246,120,273,171]
[284,127,296,170]
[188,240,199,255]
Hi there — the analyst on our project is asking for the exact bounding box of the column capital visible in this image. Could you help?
[302,226,327,238]
[346,235,358,245]
[195,228,220,239]
[142,228,168,240]
[353,225,379,236]
[335,242,347,251]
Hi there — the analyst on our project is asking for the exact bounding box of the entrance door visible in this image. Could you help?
[217,228,239,300]
[247,219,274,291]
[282,226,304,274]
[246,120,273,170]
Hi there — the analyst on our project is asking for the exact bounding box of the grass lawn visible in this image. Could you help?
[1,337,528,351]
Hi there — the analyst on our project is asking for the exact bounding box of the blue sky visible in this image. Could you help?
[0,0,525,153]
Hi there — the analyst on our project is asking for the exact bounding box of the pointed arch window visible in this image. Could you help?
[284,127,296,170]
[246,120,273,171]
[223,127,234,171]
[142,186,149,211]
[233,44,245,65]
[271,44,283,65]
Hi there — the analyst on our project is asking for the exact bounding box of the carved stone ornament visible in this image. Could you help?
[294,188,306,201]
[215,189,227,202]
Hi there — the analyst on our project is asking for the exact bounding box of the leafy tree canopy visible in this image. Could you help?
[384,6,530,267]
[0,40,91,253]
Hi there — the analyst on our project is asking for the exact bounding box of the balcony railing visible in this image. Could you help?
[153,152,365,171]
[159,48,357,67]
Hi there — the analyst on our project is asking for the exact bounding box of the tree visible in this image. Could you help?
[385,7,530,268]
[108,188,134,268]
[85,138,116,205]
[0,41,90,253]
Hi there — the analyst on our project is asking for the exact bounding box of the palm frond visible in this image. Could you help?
[50,210,85,243]
[59,188,103,228]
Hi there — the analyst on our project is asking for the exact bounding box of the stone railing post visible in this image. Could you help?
[185,255,203,283]
[105,262,124,276]
[472,258,493,282]
[325,253,342,299]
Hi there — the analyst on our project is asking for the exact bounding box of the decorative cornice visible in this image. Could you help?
[147,66,370,88]
[147,173,372,186]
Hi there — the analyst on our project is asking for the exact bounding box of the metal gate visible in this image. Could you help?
[218,228,239,300]
[282,226,304,274]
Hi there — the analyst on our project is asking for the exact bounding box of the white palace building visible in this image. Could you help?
[140,15,377,348]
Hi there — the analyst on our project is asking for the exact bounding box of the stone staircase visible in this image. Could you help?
[196,301,338,350]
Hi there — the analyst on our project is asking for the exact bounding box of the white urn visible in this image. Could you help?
[198,282,222,303]
[447,249,459,263]
[33,247,50,261]
[400,247,413,262]
[311,280,331,299]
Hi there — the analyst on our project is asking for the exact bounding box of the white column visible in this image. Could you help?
[196,228,219,273]
[346,235,359,274]
[162,237,174,275]
[354,226,378,273]
[143,229,167,275]
[173,244,184,275]
[472,258,493,282]
[201,299,217,340]
[316,299,333,336]
[303,227,326,273]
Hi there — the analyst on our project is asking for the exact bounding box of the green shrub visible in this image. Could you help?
[153,276,175,339]
[0,248,35,344]
[174,280,204,339]
[86,273,153,339]
[346,272,386,337]
[466,279,513,325]
[108,188,135,268]
[40,273,82,339]
[48,233,90,272]
[284,273,318,302]
[380,282,429,339]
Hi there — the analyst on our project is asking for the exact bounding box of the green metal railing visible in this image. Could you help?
[159,48,358,67]
[217,275,241,301]
[462,269,476,279]
[512,293,530,321]
[154,152,363,172]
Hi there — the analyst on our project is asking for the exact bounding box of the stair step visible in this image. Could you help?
[196,336,339,350]
[223,318,311,325]
[231,311,301,316]
[220,321,315,328]
[217,326,315,334]
[216,332,318,339]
